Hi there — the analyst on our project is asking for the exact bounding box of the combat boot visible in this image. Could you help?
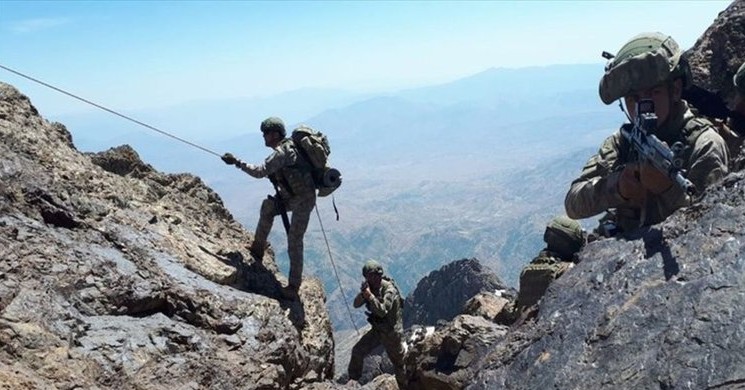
[249,242,270,262]
[280,284,299,301]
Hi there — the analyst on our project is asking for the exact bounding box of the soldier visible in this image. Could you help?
[565,32,729,235]
[729,61,745,169]
[515,216,584,310]
[222,117,316,300]
[348,260,406,388]
[496,216,585,325]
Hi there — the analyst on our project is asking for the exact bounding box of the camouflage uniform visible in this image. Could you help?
[566,103,728,232]
[565,33,729,233]
[515,250,574,310]
[729,62,745,169]
[735,62,745,97]
[349,261,406,387]
[234,119,317,290]
[505,216,583,323]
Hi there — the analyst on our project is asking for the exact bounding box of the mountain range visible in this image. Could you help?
[26,62,623,333]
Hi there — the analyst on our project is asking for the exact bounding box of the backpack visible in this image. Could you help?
[515,251,573,310]
[291,125,342,197]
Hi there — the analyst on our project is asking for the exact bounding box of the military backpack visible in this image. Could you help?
[515,251,573,310]
[291,125,342,197]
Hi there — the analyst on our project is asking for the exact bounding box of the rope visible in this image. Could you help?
[0,63,221,157]
[1,64,358,331]
[315,205,359,335]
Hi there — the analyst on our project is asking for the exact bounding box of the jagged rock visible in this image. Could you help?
[404,315,508,390]
[465,170,745,389]
[462,292,510,321]
[0,81,334,389]
[684,0,745,118]
[404,6,745,390]
[404,258,514,328]
[88,144,156,178]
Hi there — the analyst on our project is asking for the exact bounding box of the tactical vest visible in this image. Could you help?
[366,277,404,332]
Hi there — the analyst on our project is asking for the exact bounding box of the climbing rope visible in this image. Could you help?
[315,205,360,335]
[0,63,359,331]
[0,63,221,157]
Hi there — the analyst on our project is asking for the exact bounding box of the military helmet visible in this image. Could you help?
[543,216,584,260]
[260,117,286,137]
[735,62,745,95]
[599,32,690,104]
[362,260,384,276]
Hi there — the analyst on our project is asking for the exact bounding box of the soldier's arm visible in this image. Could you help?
[565,132,629,219]
[367,284,397,318]
[353,292,365,308]
[238,144,296,178]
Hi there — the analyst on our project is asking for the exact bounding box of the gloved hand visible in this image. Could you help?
[638,162,673,194]
[617,163,645,206]
[361,281,372,300]
[221,153,237,165]
[618,162,673,203]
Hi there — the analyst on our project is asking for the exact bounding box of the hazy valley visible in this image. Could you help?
[48,63,620,332]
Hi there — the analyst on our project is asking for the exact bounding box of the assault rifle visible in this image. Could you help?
[620,99,696,196]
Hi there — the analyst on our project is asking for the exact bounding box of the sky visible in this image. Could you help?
[0,0,734,116]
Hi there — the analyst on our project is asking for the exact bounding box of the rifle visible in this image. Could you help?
[620,99,696,196]
[268,176,291,234]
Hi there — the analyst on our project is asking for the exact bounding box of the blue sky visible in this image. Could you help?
[0,0,733,115]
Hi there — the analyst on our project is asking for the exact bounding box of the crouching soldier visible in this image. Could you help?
[497,216,585,325]
[348,260,407,388]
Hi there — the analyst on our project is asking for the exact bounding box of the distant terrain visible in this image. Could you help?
[47,63,620,332]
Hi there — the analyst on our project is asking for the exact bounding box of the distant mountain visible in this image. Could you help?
[28,62,624,335]
[397,63,603,106]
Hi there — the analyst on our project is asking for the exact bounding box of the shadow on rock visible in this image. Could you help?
[209,248,307,331]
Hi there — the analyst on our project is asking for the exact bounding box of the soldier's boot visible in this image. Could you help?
[249,241,270,263]
[280,284,299,301]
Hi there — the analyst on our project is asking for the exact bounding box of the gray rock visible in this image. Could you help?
[404,258,514,328]
[0,81,334,389]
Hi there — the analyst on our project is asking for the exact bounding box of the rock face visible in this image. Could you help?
[405,315,508,390]
[684,0,745,117]
[403,5,745,389]
[467,170,745,389]
[403,258,514,328]
[0,82,333,389]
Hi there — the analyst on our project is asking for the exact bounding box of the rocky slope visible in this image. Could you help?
[399,2,745,389]
[1,2,742,390]
[465,168,745,389]
[0,82,333,389]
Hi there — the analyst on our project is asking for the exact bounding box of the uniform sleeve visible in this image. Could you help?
[565,132,628,219]
[238,143,297,178]
[367,283,399,319]
[686,129,729,192]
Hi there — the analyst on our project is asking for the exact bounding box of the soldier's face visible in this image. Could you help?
[624,79,682,127]
[365,273,382,289]
[262,131,281,148]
